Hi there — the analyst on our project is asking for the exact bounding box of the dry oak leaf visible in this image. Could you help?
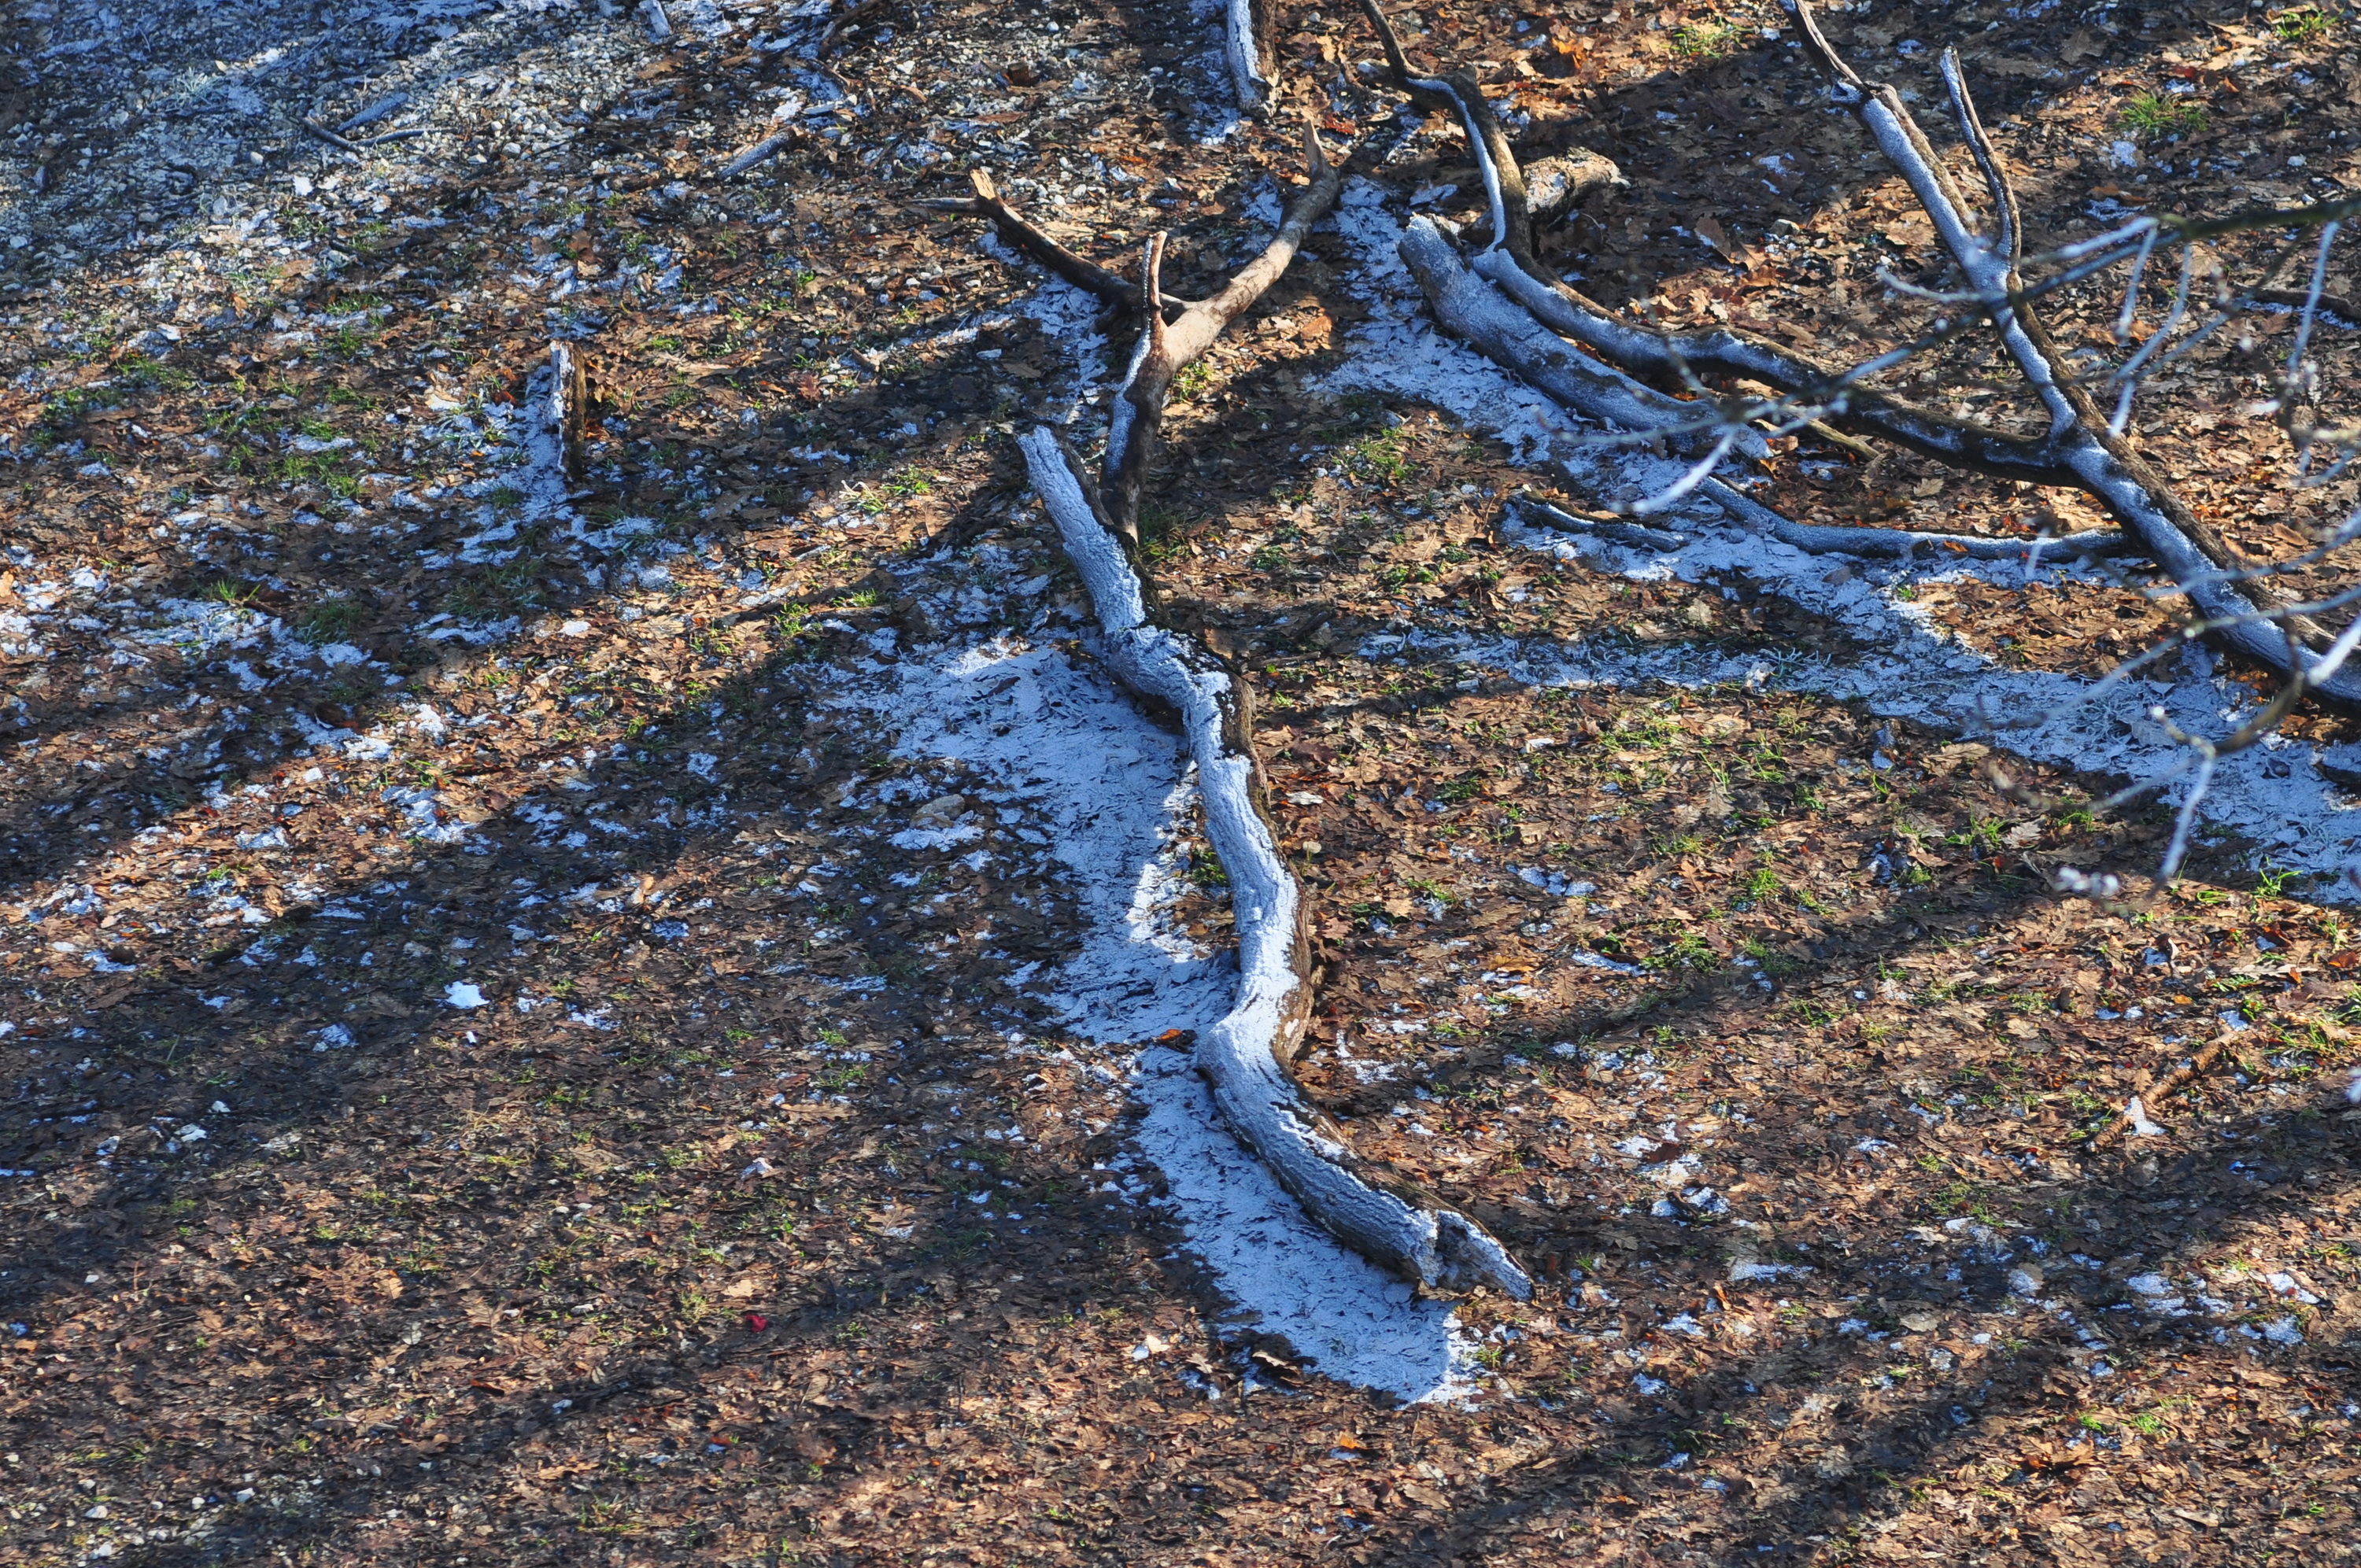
[1692,215,1764,268]
[2059,27,2110,64]
[1881,216,1937,249]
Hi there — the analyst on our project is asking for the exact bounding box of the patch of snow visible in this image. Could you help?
[1320,183,2361,903]
[828,614,1480,1402]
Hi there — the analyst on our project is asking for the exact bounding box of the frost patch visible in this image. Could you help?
[829,621,1480,1400]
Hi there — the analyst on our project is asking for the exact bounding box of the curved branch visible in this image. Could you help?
[1401,218,1768,461]
[967,120,1529,1300]
[1023,427,1531,1300]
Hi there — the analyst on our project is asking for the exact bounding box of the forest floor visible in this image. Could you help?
[4,0,2361,1564]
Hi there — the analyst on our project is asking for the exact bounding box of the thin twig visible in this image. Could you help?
[301,120,364,154]
[2085,1035,2235,1152]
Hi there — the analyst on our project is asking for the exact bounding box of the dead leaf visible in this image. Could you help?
[1692,215,1763,268]
[1883,216,1937,249]
[2060,27,2108,63]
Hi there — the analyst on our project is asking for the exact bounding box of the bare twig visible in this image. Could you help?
[1698,478,2129,562]
[334,94,408,135]
[1507,493,1689,552]
[301,119,364,154]
[2255,286,2361,324]
[917,169,1180,319]
[2085,1035,2236,1151]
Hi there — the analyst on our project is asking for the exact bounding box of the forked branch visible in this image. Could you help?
[1357,0,2361,710]
[945,122,1532,1302]
[1101,123,1346,544]
[1357,0,2075,491]
[916,169,1170,318]
[1786,0,2359,706]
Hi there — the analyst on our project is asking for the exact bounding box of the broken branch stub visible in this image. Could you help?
[549,341,588,485]
[1225,0,1276,113]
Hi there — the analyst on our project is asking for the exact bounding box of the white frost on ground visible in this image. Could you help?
[826,613,1480,1402]
[1317,184,2361,899]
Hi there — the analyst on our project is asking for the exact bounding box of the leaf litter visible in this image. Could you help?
[2,0,2359,1562]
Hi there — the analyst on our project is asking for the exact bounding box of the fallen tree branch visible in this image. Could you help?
[1358,0,2361,710]
[1514,485,2129,563]
[1097,123,1346,544]
[917,170,1184,321]
[1507,493,1689,552]
[1359,0,2101,486]
[1788,4,2358,706]
[301,119,364,154]
[2084,1034,2234,1152]
[1400,217,1765,462]
[976,121,1529,1301]
[1358,0,2091,491]
[335,94,408,135]
[1020,433,1530,1299]
[1475,256,2082,485]
[549,341,588,485]
[718,131,792,179]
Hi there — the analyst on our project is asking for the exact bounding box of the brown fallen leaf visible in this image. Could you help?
[1693,215,1764,268]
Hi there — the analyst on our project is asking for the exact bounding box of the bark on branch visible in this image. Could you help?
[1225,0,1276,113]
[916,170,1177,319]
[1358,0,2361,710]
[963,123,1531,1301]
[1513,489,2128,563]
[1358,0,2061,478]
[1099,123,1346,544]
[1786,2,2358,706]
